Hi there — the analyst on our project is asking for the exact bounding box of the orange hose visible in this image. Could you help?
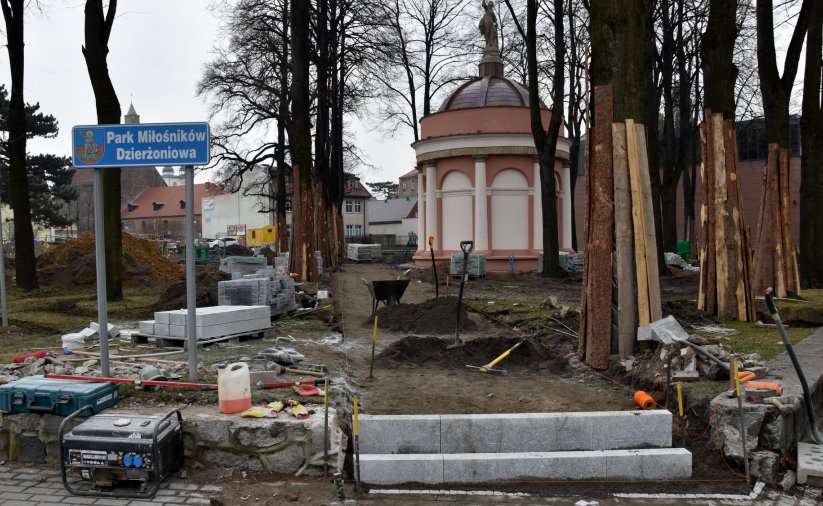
[739,371,756,383]
[634,390,656,410]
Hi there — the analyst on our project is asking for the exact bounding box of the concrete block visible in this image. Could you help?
[154,311,171,324]
[90,322,120,338]
[438,411,672,454]
[439,449,691,483]
[797,442,823,486]
[359,415,441,454]
[154,324,170,337]
[138,321,155,335]
[360,454,443,485]
[168,317,270,340]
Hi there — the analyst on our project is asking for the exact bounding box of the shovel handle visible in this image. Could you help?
[764,287,779,319]
[460,240,474,255]
[428,236,435,249]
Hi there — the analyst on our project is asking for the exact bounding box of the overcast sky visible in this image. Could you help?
[0,1,416,187]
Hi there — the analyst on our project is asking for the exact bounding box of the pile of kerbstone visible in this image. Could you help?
[218,267,298,316]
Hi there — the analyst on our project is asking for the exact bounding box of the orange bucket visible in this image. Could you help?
[634,390,656,410]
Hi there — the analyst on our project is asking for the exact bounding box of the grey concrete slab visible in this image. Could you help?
[359,454,443,485]
[439,449,691,483]
[437,411,672,453]
[797,442,823,486]
[359,414,441,454]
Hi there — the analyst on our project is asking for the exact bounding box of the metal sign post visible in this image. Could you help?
[185,165,198,382]
[72,122,210,381]
[0,200,7,327]
[93,168,110,376]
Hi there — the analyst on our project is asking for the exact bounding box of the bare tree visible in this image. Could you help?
[0,0,37,290]
[800,0,823,288]
[752,0,809,296]
[82,0,122,300]
[367,0,474,142]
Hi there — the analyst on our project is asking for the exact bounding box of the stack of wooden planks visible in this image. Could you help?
[580,85,662,369]
[698,111,756,321]
[752,143,800,299]
[618,120,662,348]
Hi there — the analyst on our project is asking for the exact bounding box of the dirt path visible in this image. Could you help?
[329,263,634,415]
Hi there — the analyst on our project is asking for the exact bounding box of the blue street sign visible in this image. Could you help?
[72,122,210,168]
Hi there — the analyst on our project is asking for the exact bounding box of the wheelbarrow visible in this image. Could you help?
[362,278,410,315]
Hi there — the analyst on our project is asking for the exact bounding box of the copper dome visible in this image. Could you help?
[437,76,546,112]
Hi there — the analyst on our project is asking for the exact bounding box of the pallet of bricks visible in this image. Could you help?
[137,306,271,345]
[347,243,381,262]
[220,256,268,277]
[218,267,298,316]
[450,253,486,278]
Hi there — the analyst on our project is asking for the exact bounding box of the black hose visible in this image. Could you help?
[765,288,823,445]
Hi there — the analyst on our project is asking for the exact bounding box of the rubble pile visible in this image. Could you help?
[0,352,190,386]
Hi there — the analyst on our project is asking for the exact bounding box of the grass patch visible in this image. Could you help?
[0,286,162,363]
[713,320,816,361]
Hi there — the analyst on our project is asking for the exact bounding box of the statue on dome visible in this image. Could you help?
[479,0,499,54]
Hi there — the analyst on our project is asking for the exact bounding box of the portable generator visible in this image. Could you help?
[59,406,184,498]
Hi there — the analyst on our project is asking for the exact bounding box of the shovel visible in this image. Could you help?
[446,240,473,350]
[466,339,524,375]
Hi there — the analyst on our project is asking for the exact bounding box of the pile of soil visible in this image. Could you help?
[151,267,230,312]
[369,297,477,334]
[37,233,184,288]
[377,335,567,373]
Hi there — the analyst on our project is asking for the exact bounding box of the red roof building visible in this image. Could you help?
[121,183,224,239]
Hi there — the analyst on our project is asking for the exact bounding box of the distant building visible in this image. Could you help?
[343,173,372,239]
[121,183,224,239]
[161,167,186,187]
[202,164,275,241]
[367,197,418,246]
[398,169,418,198]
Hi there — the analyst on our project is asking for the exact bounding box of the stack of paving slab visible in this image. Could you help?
[347,243,381,262]
[275,253,289,274]
[217,268,298,316]
[219,255,268,276]
[358,410,691,485]
[449,253,487,277]
[138,305,270,340]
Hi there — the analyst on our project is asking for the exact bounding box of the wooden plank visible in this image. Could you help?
[697,123,708,311]
[612,123,635,359]
[625,119,650,326]
[704,113,717,315]
[725,120,749,321]
[713,113,730,318]
[769,145,786,296]
[632,123,662,322]
[584,85,614,370]
[779,146,798,294]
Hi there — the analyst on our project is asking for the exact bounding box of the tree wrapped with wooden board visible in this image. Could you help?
[697,112,756,321]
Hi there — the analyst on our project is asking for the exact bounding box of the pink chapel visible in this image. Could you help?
[411,42,573,271]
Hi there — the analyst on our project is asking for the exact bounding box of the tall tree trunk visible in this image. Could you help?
[330,0,346,261]
[83,0,122,301]
[289,0,313,281]
[753,0,808,297]
[526,0,564,277]
[1,0,37,291]
[566,0,581,251]
[698,0,755,320]
[800,0,823,288]
[275,0,289,254]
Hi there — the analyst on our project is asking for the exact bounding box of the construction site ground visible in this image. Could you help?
[3,261,823,503]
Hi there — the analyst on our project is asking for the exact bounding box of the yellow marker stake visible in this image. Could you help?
[369,316,378,379]
[676,382,684,417]
[353,397,359,436]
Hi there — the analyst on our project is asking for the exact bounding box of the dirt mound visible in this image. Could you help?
[151,267,231,312]
[38,233,184,288]
[369,297,477,334]
[377,335,567,373]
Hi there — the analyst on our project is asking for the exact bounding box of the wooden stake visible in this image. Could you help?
[613,123,636,359]
[369,316,378,379]
[583,85,614,370]
[632,123,662,322]
[625,119,650,326]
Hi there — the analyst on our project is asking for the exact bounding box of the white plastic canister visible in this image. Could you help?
[218,362,251,414]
